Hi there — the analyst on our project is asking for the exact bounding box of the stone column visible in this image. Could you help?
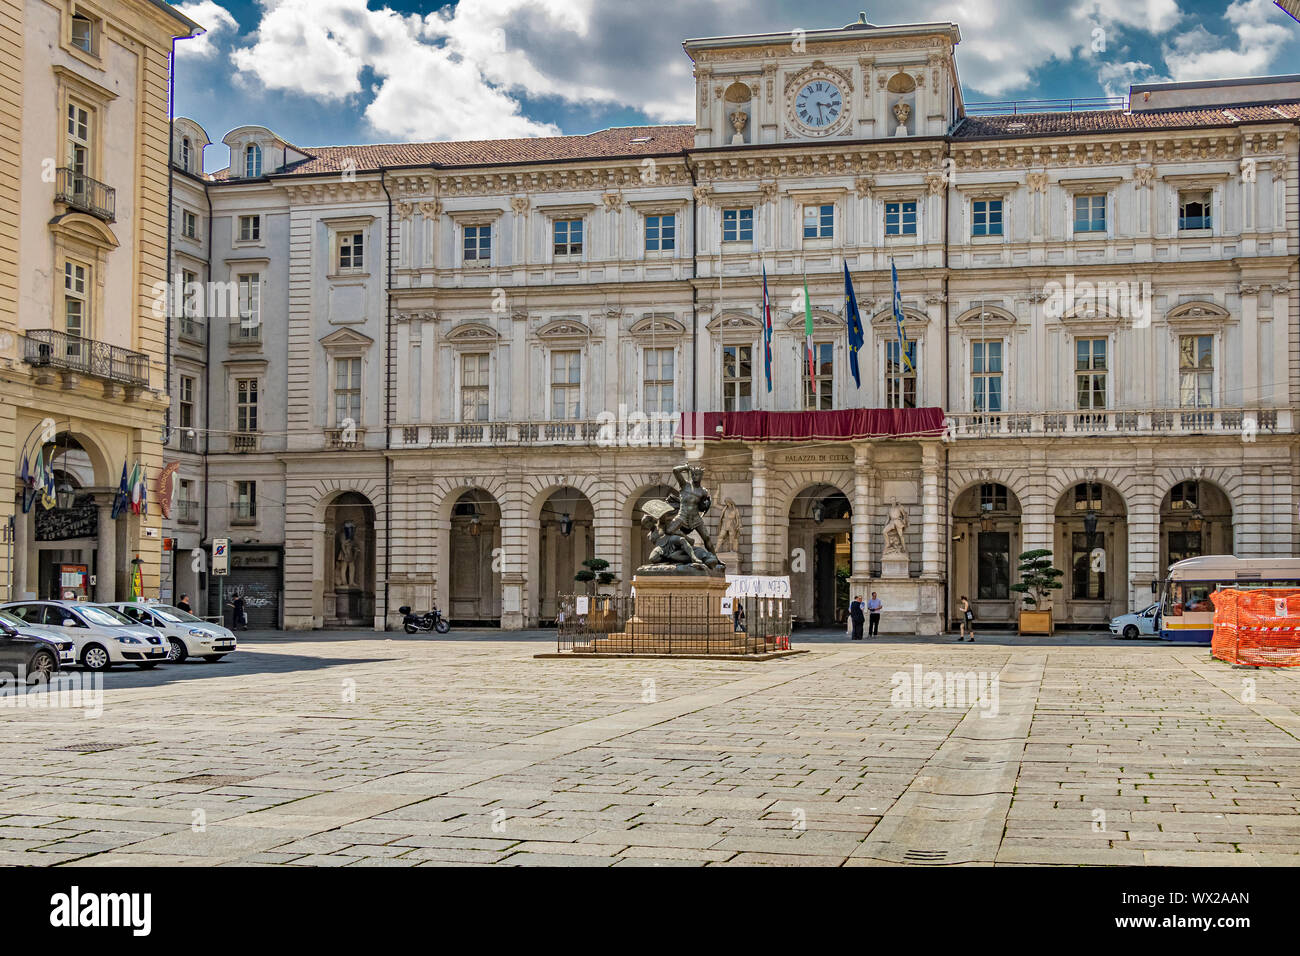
[921,442,942,577]
[1126,466,1160,614]
[851,442,873,579]
[96,501,116,602]
[1272,283,1290,409]
[1240,285,1259,411]
[749,446,770,574]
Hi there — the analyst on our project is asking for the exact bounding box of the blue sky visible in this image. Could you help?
[170,1,1300,172]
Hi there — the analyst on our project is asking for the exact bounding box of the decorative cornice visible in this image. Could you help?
[281,180,387,205]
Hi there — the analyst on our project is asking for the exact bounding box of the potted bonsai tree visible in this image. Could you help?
[575,557,620,631]
[1009,548,1063,635]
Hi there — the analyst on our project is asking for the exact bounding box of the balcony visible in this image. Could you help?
[230,432,260,453]
[54,167,115,222]
[230,503,257,525]
[177,430,197,453]
[22,329,149,388]
[944,407,1290,439]
[392,417,680,449]
[229,320,262,346]
[176,500,200,525]
[177,316,206,345]
[325,427,367,449]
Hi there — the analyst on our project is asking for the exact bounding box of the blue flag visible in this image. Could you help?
[111,460,129,520]
[843,261,864,388]
[761,263,773,393]
[890,258,913,372]
[20,447,35,514]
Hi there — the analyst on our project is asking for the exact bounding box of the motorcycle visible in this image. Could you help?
[399,605,450,634]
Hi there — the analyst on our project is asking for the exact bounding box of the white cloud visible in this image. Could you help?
[1096,60,1165,98]
[173,1,238,58]
[1164,0,1292,81]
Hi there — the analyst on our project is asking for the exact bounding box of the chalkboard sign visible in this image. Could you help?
[34,497,99,542]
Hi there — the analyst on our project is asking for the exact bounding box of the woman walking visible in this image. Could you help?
[956,596,975,642]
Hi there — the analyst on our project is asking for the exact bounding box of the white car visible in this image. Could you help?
[106,602,236,663]
[0,600,168,670]
[0,609,77,669]
[1109,602,1161,640]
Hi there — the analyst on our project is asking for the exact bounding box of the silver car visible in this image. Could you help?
[1109,602,1161,640]
[0,601,168,670]
[107,602,237,663]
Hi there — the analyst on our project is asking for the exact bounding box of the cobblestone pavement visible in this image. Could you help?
[1,628,1297,866]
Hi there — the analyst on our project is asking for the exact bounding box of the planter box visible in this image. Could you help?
[1018,609,1054,635]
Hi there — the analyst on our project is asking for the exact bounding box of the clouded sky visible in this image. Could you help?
[170,0,1300,172]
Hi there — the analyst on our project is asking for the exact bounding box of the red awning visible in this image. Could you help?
[680,408,946,442]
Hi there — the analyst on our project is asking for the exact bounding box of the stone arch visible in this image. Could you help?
[1045,469,1135,514]
[1051,476,1130,625]
[947,466,1032,506]
[784,479,854,626]
[1153,467,1241,508]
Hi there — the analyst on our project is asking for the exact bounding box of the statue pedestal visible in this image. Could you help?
[716,550,741,575]
[881,553,910,578]
[335,588,364,625]
[583,573,754,654]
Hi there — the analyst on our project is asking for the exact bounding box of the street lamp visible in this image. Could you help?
[468,510,482,536]
[811,500,825,524]
[559,512,574,536]
[979,507,994,533]
[56,479,76,511]
[1083,508,1099,548]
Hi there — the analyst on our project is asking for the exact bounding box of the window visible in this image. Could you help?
[234,481,257,522]
[181,270,199,320]
[885,201,917,236]
[643,348,674,415]
[67,102,91,174]
[236,274,260,337]
[803,204,833,239]
[179,376,195,431]
[178,479,196,515]
[338,231,364,271]
[1073,482,1103,511]
[977,531,1010,600]
[1074,194,1105,233]
[885,339,917,409]
[722,208,753,242]
[244,144,262,179]
[1179,190,1211,230]
[1178,334,1213,408]
[461,353,489,421]
[553,219,583,257]
[971,340,1002,414]
[803,342,834,410]
[645,214,675,252]
[182,210,197,239]
[180,136,192,171]
[1071,531,1105,600]
[722,344,752,412]
[236,379,258,432]
[63,261,88,340]
[334,357,361,426]
[1168,530,1203,565]
[1169,480,1198,511]
[238,215,260,242]
[70,12,95,54]
[972,199,1003,237]
[979,483,1009,514]
[1075,338,1107,411]
[550,351,581,419]
[464,225,491,263]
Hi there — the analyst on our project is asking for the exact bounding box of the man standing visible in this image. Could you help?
[849,595,865,640]
[176,594,192,614]
[867,592,883,637]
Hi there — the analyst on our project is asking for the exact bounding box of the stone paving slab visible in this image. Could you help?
[0,632,1296,866]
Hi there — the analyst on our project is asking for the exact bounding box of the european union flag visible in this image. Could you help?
[843,261,863,388]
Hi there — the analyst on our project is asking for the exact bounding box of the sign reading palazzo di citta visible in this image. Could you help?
[160,16,1299,633]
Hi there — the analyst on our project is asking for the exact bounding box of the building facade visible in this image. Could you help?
[164,17,1300,632]
[2,0,199,606]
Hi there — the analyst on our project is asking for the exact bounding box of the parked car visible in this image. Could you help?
[105,602,236,663]
[0,612,75,683]
[0,601,167,670]
[1109,602,1161,640]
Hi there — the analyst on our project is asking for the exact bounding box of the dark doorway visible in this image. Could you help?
[814,536,837,626]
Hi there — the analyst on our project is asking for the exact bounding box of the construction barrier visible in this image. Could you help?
[1210,588,1300,667]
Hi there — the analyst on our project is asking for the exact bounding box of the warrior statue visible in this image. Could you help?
[634,462,725,573]
[665,463,716,556]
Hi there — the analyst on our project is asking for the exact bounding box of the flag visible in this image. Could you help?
[844,261,864,389]
[803,272,815,387]
[20,447,35,514]
[130,559,143,600]
[111,460,129,520]
[891,258,913,372]
[38,449,56,510]
[128,462,142,515]
[761,263,773,393]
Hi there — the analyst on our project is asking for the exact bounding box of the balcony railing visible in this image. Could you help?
[230,432,260,453]
[325,427,366,449]
[54,167,115,222]
[22,329,149,388]
[229,320,262,345]
[176,500,200,525]
[230,503,256,525]
[392,417,680,449]
[177,316,206,345]
[945,407,1289,439]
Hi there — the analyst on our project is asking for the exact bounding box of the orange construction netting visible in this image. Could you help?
[1210,588,1300,667]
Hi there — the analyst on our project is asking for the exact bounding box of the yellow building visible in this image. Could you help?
[1,0,200,603]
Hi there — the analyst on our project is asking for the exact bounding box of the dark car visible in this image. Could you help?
[0,614,73,684]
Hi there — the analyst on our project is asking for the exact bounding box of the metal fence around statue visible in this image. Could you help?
[555,593,792,655]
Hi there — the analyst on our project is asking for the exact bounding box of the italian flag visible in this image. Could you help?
[803,273,815,385]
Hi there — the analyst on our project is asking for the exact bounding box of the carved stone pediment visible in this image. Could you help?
[445,321,500,344]
[953,305,1016,328]
[537,318,591,340]
[783,310,844,332]
[706,311,762,333]
[870,307,930,327]
[630,314,686,337]
[1166,300,1230,324]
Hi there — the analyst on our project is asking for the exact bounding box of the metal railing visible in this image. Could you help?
[21,329,149,387]
[229,320,262,345]
[54,167,115,221]
[964,96,1126,116]
[945,407,1287,438]
[393,416,679,449]
[177,316,206,344]
[176,500,200,524]
[556,593,792,655]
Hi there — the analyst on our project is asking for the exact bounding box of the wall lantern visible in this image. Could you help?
[560,512,574,536]
[811,500,825,524]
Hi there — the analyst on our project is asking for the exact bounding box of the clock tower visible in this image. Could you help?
[684,15,963,148]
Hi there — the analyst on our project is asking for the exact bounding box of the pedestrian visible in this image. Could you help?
[227,593,247,631]
[849,595,865,640]
[176,594,191,614]
[957,596,975,642]
[733,601,746,633]
[867,591,883,637]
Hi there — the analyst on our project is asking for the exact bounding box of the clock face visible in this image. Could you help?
[794,79,844,130]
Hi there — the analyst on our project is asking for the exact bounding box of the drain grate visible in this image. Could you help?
[50,742,128,754]
[903,848,948,862]
[171,774,258,787]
